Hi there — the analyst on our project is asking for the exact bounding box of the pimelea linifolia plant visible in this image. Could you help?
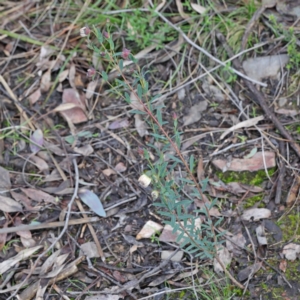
[81,25,244,290]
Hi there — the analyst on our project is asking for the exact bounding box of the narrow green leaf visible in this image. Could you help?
[189,154,194,173]
[157,109,163,126]
[167,155,182,164]
[119,59,124,71]
[101,71,108,81]
[137,84,143,99]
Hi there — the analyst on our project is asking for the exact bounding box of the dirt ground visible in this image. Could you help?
[0,0,300,299]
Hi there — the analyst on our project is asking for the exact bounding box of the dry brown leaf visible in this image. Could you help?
[134,114,148,137]
[28,89,41,105]
[197,156,204,182]
[69,64,76,89]
[58,69,69,82]
[0,195,22,212]
[86,81,98,100]
[102,168,116,176]
[212,151,276,172]
[114,162,126,173]
[10,191,36,211]
[21,188,56,203]
[29,155,49,172]
[279,259,287,272]
[60,88,88,124]
[74,144,94,156]
[287,175,300,207]
[40,71,51,92]
[130,91,145,111]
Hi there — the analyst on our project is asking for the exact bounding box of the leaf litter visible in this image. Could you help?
[0,1,299,299]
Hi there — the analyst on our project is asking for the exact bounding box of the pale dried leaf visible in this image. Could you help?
[241,208,271,221]
[191,3,207,14]
[275,108,299,117]
[134,114,148,137]
[80,242,100,258]
[283,243,300,261]
[53,103,80,112]
[0,195,22,212]
[78,189,106,217]
[136,220,163,240]
[40,71,51,92]
[29,155,49,172]
[28,89,41,104]
[108,119,130,129]
[40,46,54,60]
[226,232,246,256]
[40,250,60,275]
[220,116,264,139]
[177,88,185,101]
[114,162,126,173]
[74,144,94,156]
[69,64,76,89]
[58,69,69,82]
[183,101,208,126]
[43,263,66,278]
[155,0,166,11]
[138,174,151,188]
[30,129,44,153]
[214,246,232,273]
[161,250,183,262]
[21,188,57,203]
[20,237,36,248]
[86,81,98,100]
[0,166,11,192]
[243,54,289,82]
[0,245,42,275]
[130,91,145,111]
[102,168,116,176]
[60,88,88,124]
[176,0,189,19]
